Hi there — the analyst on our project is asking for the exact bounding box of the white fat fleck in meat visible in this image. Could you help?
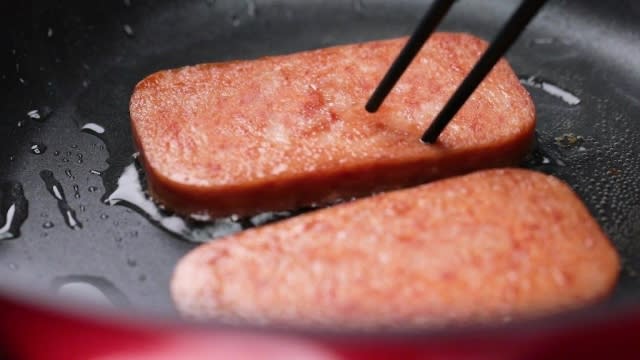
[265,122,291,144]
[378,252,390,264]
[551,268,568,287]
[271,163,288,175]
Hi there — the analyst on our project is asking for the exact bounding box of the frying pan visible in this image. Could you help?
[1,0,640,358]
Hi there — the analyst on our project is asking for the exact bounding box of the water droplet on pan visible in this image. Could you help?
[246,0,256,17]
[27,109,41,120]
[81,123,106,136]
[27,106,53,121]
[520,75,581,105]
[52,275,129,307]
[30,142,47,155]
[123,24,134,37]
[39,170,83,230]
[0,182,29,241]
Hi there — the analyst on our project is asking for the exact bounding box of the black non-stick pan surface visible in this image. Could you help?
[2,0,640,327]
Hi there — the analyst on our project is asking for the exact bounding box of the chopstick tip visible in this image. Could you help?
[365,101,380,113]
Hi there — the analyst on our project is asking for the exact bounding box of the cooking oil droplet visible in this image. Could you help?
[42,221,54,229]
[90,169,102,176]
[65,169,74,179]
[249,211,292,226]
[105,162,245,242]
[554,133,584,149]
[30,142,47,155]
[88,186,99,193]
[53,150,60,156]
[0,182,29,240]
[104,161,309,243]
[100,213,109,220]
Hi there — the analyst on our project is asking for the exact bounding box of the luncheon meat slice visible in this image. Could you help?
[130,32,535,218]
[171,169,619,328]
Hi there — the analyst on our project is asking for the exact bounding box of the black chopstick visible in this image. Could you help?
[365,0,456,113]
[366,0,548,144]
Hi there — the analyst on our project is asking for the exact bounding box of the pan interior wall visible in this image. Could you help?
[1,0,639,318]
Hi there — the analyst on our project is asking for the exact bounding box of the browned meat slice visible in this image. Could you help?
[171,169,619,329]
[130,33,535,218]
